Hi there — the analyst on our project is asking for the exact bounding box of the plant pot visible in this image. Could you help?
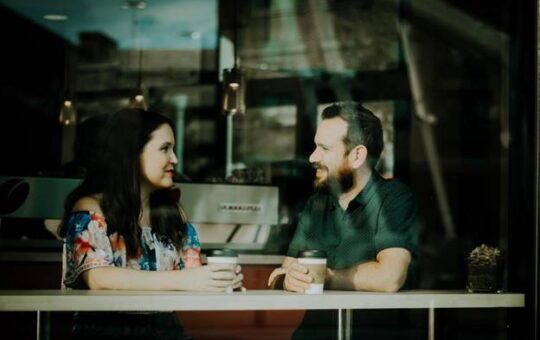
[466,263,500,293]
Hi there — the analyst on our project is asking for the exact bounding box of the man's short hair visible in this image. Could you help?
[321,102,384,168]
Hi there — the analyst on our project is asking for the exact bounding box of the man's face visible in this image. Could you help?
[309,117,354,194]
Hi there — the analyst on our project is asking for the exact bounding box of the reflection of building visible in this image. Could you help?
[75,31,211,112]
[77,36,207,93]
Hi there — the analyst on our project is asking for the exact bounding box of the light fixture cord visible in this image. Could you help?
[233,0,238,68]
[131,5,143,94]
[137,37,143,93]
[60,13,71,101]
[64,45,70,98]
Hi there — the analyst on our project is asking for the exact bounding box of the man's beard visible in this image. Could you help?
[313,162,354,196]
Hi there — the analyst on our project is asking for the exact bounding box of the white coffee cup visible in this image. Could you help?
[206,249,239,293]
[206,248,238,265]
[297,250,327,294]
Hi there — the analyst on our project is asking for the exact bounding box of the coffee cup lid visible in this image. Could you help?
[297,250,327,259]
[207,249,238,257]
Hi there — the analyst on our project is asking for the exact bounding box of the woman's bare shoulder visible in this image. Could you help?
[72,194,104,215]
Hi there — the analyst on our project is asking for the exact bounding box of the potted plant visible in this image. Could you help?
[466,244,502,293]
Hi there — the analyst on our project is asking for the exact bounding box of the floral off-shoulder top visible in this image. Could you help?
[61,211,202,289]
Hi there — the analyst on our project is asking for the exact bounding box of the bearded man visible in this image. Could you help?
[268,102,419,339]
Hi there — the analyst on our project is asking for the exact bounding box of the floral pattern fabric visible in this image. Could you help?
[62,211,201,288]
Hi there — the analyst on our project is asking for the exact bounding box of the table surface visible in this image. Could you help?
[0,290,525,312]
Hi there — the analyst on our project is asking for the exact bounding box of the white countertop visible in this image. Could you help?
[0,290,524,312]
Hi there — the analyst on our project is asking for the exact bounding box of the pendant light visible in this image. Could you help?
[125,0,147,109]
[59,100,76,126]
[128,45,147,109]
[59,44,77,125]
[222,0,246,178]
[222,67,244,115]
[222,0,244,115]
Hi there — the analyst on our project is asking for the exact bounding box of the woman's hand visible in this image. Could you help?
[178,264,243,292]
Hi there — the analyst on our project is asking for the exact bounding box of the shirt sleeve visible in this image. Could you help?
[179,222,202,269]
[374,184,419,257]
[62,212,114,288]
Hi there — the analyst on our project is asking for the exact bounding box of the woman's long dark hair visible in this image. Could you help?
[59,108,187,257]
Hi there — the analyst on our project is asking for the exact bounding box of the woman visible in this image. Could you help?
[59,108,242,340]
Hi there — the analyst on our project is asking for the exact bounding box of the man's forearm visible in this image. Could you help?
[324,265,356,290]
[325,262,398,292]
[326,261,407,292]
[326,248,411,292]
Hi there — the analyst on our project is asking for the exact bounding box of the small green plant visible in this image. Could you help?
[467,244,501,266]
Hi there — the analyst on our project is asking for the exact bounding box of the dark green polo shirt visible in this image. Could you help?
[287,172,419,285]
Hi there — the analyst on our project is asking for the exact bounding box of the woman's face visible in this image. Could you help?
[140,123,178,191]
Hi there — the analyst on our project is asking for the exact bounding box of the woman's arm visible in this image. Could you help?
[68,197,242,292]
[83,264,243,292]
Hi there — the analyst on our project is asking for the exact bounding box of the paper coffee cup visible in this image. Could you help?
[206,248,238,264]
[206,249,239,293]
[297,250,327,294]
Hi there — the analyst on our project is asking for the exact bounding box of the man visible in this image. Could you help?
[268,102,419,339]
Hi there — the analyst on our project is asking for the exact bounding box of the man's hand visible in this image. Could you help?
[268,257,313,293]
[283,262,313,293]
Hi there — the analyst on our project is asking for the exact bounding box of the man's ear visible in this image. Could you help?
[349,145,368,169]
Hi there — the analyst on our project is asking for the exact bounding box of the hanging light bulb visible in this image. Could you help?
[59,100,77,125]
[222,67,245,115]
[222,0,245,115]
[59,35,77,125]
[124,0,147,110]
[129,93,147,109]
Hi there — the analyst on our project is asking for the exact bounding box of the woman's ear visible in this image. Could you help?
[349,145,368,169]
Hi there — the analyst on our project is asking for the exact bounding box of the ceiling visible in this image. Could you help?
[0,0,218,50]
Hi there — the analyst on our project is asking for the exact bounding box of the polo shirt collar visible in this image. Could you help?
[329,172,382,212]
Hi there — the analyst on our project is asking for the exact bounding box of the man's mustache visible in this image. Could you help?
[312,163,327,170]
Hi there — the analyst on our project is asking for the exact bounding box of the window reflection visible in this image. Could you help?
[0,0,536,339]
